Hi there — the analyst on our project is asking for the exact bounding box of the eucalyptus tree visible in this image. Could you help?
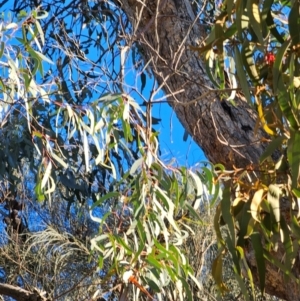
[0,0,299,301]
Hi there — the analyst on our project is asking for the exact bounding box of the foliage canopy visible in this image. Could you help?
[0,0,299,301]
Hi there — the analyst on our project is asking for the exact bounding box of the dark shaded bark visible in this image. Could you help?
[118,0,299,300]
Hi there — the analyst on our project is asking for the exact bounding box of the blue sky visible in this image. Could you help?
[123,49,206,167]
[0,0,206,170]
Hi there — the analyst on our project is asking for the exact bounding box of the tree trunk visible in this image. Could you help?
[119,0,266,169]
[118,0,299,300]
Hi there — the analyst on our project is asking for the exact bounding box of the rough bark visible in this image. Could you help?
[119,0,267,170]
[117,0,299,300]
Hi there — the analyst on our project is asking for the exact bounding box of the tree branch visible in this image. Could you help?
[0,283,49,301]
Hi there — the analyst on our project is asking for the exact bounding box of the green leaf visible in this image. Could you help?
[35,181,45,202]
[214,204,224,244]
[185,202,202,220]
[265,9,284,43]
[272,39,291,94]
[280,217,294,270]
[235,46,252,104]
[251,232,266,294]
[33,48,54,65]
[143,275,161,293]
[289,52,297,109]
[264,249,294,276]
[177,276,193,301]
[114,235,133,255]
[221,183,235,246]
[146,255,163,270]
[236,0,248,41]
[247,0,264,46]
[241,41,260,83]
[226,231,240,274]
[288,130,300,189]
[267,184,281,224]
[261,0,273,34]
[201,166,214,193]
[212,253,228,293]
[91,191,119,209]
[291,215,300,239]
[233,272,251,301]
[227,0,234,21]
[260,136,285,163]
[210,180,221,207]
[205,50,221,88]
[277,76,299,130]
[289,0,300,47]
[0,41,4,59]
[27,46,44,76]
[235,246,253,301]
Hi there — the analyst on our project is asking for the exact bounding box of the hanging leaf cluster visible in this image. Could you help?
[191,0,300,298]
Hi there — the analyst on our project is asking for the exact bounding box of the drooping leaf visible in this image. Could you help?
[250,188,264,222]
[236,246,255,300]
[221,183,235,245]
[277,76,299,130]
[241,41,260,83]
[251,232,266,294]
[235,46,252,104]
[267,184,281,224]
[260,136,286,163]
[212,252,228,293]
[288,130,300,189]
[272,39,291,93]
[289,1,300,47]
[247,0,264,46]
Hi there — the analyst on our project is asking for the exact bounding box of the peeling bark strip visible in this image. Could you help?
[118,0,300,300]
[0,283,49,301]
[119,0,267,169]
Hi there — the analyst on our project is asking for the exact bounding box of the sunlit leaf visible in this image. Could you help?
[250,188,264,222]
[41,160,52,189]
[35,180,45,202]
[241,41,259,83]
[130,157,143,175]
[267,184,281,224]
[247,0,264,46]
[188,169,203,210]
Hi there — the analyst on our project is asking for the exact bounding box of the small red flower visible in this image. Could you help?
[265,52,275,65]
